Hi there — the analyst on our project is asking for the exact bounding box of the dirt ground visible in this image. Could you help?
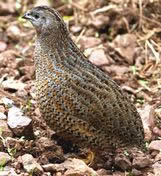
[1,0,161,175]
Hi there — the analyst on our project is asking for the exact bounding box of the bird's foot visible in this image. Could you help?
[78,149,95,166]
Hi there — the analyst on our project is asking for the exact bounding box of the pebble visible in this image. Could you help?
[21,154,43,174]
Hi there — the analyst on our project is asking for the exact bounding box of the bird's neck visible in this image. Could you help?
[36,32,70,52]
[34,33,85,79]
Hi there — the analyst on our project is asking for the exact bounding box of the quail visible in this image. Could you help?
[23,6,144,161]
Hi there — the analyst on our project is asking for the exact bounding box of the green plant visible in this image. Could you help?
[138,80,150,90]
[7,148,16,159]
[0,158,6,171]
[124,150,129,156]
[0,128,16,159]
[131,65,137,75]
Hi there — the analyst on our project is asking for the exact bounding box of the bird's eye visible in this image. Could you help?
[34,14,39,19]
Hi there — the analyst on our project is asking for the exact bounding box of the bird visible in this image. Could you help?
[23,6,144,164]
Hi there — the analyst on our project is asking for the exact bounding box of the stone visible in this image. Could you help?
[110,34,137,64]
[0,120,13,138]
[79,36,101,49]
[5,137,25,154]
[2,79,26,92]
[1,97,13,106]
[155,153,161,161]
[43,158,99,176]
[114,153,131,171]
[0,105,5,113]
[149,140,161,152]
[138,104,155,141]
[91,15,109,30]
[0,41,7,52]
[0,112,7,120]
[21,154,43,175]
[152,162,161,176]
[131,168,142,176]
[7,106,33,137]
[89,49,109,66]
[132,156,151,169]
[0,152,11,166]
[7,25,21,41]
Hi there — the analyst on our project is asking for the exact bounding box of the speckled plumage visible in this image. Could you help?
[23,6,144,153]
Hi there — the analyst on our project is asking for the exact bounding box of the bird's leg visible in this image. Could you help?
[78,148,95,166]
[85,149,95,166]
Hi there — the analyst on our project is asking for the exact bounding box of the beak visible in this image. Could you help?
[22,11,32,20]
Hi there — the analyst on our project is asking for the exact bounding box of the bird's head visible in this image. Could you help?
[22,6,68,36]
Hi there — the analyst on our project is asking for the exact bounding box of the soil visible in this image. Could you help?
[0,0,161,175]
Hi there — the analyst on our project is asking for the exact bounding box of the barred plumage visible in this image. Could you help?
[23,6,144,154]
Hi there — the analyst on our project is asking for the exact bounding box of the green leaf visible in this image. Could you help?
[131,65,137,75]
[63,16,73,22]
[138,80,149,90]
[136,98,144,104]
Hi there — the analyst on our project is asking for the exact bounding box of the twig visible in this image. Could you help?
[71,2,87,12]
[91,5,118,15]
[75,27,86,44]
[146,40,160,65]
[139,0,143,29]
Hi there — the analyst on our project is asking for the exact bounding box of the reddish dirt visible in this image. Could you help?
[1,0,161,175]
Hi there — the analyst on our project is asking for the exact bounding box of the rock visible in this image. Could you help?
[149,140,161,152]
[89,49,109,66]
[34,0,51,7]
[0,49,22,77]
[21,154,43,175]
[12,161,22,170]
[0,50,17,68]
[113,171,126,176]
[7,106,33,137]
[0,170,9,176]
[0,166,18,176]
[91,15,109,30]
[0,112,7,119]
[132,155,151,169]
[0,41,7,52]
[114,153,131,171]
[64,159,99,176]
[96,168,112,176]
[70,25,82,33]
[105,65,129,76]
[153,127,161,137]
[43,163,65,173]
[16,88,28,98]
[110,34,137,64]
[35,137,64,164]
[37,137,55,149]
[0,105,5,113]
[0,166,19,176]
[5,137,25,155]
[42,172,52,176]
[20,65,35,79]
[0,1,16,14]
[0,120,13,138]
[2,78,26,92]
[151,150,159,158]
[131,168,142,176]
[79,36,101,49]
[43,158,99,176]
[0,152,11,166]
[138,104,155,141]
[114,172,124,176]
[7,25,21,41]
[152,162,161,176]
[155,153,161,161]
[1,97,13,106]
